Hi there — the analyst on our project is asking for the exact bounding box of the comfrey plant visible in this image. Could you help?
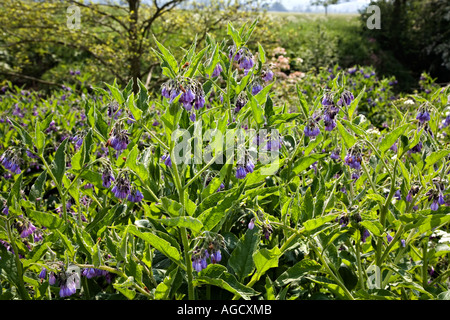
[2,20,450,302]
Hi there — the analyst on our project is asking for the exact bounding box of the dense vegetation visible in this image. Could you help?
[1,0,450,301]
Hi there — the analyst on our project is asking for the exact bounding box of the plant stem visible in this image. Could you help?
[309,240,355,300]
[422,238,429,288]
[355,239,365,290]
[169,139,195,300]
[6,219,30,300]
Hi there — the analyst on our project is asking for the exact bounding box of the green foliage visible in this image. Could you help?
[1,17,450,303]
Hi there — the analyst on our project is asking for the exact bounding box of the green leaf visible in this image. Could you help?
[72,129,93,171]
[247,93,265,126]
[292,154,327,175]
[264,95,274,121]
[348,86,365,121]
[29,170,47,202]
[185,46,209,78]
[156,216,203,234]
[153,36,179,76]
[105,82,124,105]
[258,43,266,64]
[54,229,75,259]
[303,213,339,232]
[197,264,259,300]
[136,79,149,113]
[51,138,69,186]
[113,277,137,300]
[227,22,242,48]
[360,220,384,237]
[379,123,410,154]
[127,225,182,265]
[228,228,260,281]
[296,85,309,117]
[251,246,280,282]
[157,197,183,217]
[268,113,301,125]
[8,117,33,147]
[127,92,142,121]
[336,121,356,149]
[438,291,450,300]
[34,120,45,153]
[275,259,321,287]
[92,242,103,267]
[155,267,179,300]
[75,227,95,258]
[126,145,148,181]
[339,119,367,138]
[7,173,23,207]
[241,19,258,44]
[424,149,450,170]
[301,187,314,222]
[27,210,64,230]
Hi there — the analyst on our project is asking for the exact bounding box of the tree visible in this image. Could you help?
[311,0,340,15]
[0,0,262,93]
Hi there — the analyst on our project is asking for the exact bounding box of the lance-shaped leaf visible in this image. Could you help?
[196,264,259,300]
[8,117,33,148]
[379,123,410,154]
[227,22,242,48]
[336,120,356,149]
[303,213,339,232]
[292,153,327,175]
[136,79,149,113]
[27,210,64,230]
[275,259,321,287]
[51,138,69,186]
[29,170,47,202]
[251,246,281,282]
[347,86,365,121]
[127,225,182,265]
[156,216,203,234]
[153,36,179,77]
[185,45,209,78]
[228,227,260,281]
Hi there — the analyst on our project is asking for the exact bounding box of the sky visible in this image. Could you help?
[281,0,372,13]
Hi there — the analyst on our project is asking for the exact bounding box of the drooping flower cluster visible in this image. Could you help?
[0,148,22,174]
[261,67,274,82]
[234,92,248,114]
[427,180,446,211]
[211,63,223,78]
[82,267,113,283]
[406,185,420,203]
[320,90,354,132]
[110,171,143,203]
[416,106,431,123]
[161,77,205,120]
[108,122,129,152]
[304,116,321,137]
[58,272,79,298]
[251,81,263,95]
[344,148,362,170]
[161,153,172,167]
[15,218,37,239]
[407,141,423,155]
[191,234,225,272]
[229,45,254,73]
[101,165,115,188]
[235,155,255,180]
[38,264,80,298]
